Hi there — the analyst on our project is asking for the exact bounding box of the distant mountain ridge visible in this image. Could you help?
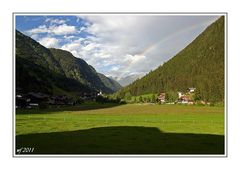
[116,73,145,87]
[116,16,224,102]
[97,73,122,92]
[16,30,121,96]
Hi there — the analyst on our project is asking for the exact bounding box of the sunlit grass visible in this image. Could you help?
[16,104,224,136]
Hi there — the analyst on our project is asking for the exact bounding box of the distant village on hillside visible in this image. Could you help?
[157,87,199,105]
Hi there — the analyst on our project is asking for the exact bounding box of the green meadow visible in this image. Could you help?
[16,104,224,154]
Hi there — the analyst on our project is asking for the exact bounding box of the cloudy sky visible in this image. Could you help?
[16,15,220,80]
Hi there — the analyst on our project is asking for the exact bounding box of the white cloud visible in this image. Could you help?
[110,66,120,71]
[27,25,49,34]
[26,24,77,35]
[63,35,75,39]
[82,43,99,51]
[51,24,76,35]
[39,37,59,48]
[124,54,146,65]
[45,18,66,25]
[61,42,81,51]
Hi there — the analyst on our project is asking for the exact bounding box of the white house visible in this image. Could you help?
[97,91,103,96]
[178,92,183,99]
[157,93,166,103]
[188,87,196,93]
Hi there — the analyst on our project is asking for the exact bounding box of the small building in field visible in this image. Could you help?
[157,92,165,103]
[178,92,183,98]
[27,92,49,103]
[178,95,193,104]
[188,87,196,93]
[97,91,103,96]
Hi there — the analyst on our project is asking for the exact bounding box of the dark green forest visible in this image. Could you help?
[116,16,225,103]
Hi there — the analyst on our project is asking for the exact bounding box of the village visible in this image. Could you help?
[133,87,209,105]
[16,89,103,109]
[156,87,198,105]
[16,87,209,109]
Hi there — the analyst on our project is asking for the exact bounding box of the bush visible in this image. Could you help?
[39,102,49,109]
[165,91,177,103]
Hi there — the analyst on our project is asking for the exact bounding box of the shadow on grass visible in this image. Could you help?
[16,126,224,155]
[16,103,123,114]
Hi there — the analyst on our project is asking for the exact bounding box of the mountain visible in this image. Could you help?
[16,30,121,96]
[97,73,122,92]
[117,73,145,87]
[16,30,90,96]
[49,48,121,93]
[116,16,224,103]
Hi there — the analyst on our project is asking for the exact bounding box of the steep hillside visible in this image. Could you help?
[49,48,116,93]
[16,56,92,95]
[16,30,93,95]
[16,31,66,75]
[16,30,120,95]
[97,73,122,92]
[117,16,225,102]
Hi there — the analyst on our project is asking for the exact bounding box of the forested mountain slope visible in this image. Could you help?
[116,16,224,102]
[16,30,121,95]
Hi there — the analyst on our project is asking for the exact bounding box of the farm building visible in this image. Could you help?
[178,95,192,104]
[157,93,166,104]
[178,92,183,98]
[188,87,196,93]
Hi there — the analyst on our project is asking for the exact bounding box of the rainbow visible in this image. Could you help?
[119,19,216,78]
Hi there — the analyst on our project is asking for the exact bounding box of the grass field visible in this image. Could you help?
[15,104,224,154]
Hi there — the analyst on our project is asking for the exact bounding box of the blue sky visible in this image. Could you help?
[16,15,91,47]
[15,15,220,80]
